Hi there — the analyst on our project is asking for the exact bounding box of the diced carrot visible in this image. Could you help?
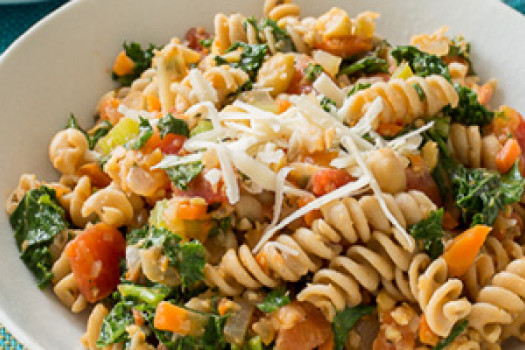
[76,163,111,188]
[299,150,339,167]
[133,309,146,327]
[217,298,231,316]
[496,138,521,174]
[443,225,492,277]
[297,196,322,226]
[442,211,459,230]
[146,94,161,112]
[47,183,70,198]
[154,302,191,335]
[477,83,493,106]
[492,106,522,139]
[418,314,439,346]
[175,199,208,220]
[112,50,135,76]
[377,122,404,137]
[407,154,425,172]
[277,99,292,114]
[310,168,354,196]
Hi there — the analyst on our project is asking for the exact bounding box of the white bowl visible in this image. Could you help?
[1,0,525,348]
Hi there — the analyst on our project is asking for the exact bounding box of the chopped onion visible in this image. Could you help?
[224,297,255,345]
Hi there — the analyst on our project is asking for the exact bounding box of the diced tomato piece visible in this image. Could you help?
[65,223,125,303]
[314,35,373,58]
[275,302,333,350]
[286,54,314,95]
[172,171,227,204]
[405,167,442,206]
[310,168,354,196]
[184,27,211,53]
[143,128,187,155]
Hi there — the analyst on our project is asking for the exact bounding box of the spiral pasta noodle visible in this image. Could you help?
[468,257,525,343]
[81,183,134,227]
[5,173,41,215]
[447,123,502,169]
[338,74,459,127]
[51,250,88,313]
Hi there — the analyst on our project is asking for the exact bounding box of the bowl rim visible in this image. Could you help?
[0,0,524,349]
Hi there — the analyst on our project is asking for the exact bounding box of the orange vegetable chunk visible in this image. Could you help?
[496,138,521,174]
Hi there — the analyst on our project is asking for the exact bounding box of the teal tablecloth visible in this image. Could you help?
[0,0,523,349]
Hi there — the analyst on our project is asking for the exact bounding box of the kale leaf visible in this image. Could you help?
[222,42,268,80]
[257,287,291,313]
[243,17,294,52]
[200,38,213,49]
[333,305,375,350]
[157,113,190,139]
[338,56,388,77]
[409,209,444,259]
[448,35,475,75]
[112,42,157,86]
[9,186,68,287]
[443,83,494,126]
[162,161,204,190]
[96,301,134,347]
[67,114,112,150]
[320,96,336,112]
[452,162,525,226]
[208,216,232,238]
[391,45,451,80]
[433,320,468,350]
[126,116,153,150]
[347,82,371,96]
[138,225,206,288]
[412,82,426,101]
[305,63,323,82]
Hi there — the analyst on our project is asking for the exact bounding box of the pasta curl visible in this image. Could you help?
[81,183,134,227]
[49,128,97,175]
[5,173,41,215]
[338,75,459,128]
[448,124,502,170]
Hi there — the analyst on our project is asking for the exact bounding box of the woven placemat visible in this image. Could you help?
[0,326,24,350]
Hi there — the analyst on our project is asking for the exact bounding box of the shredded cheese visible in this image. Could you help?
[313,73,345,107]
[267,167,292,231]
[264,241,300,256]
[188,69,218,104]
[253,175,371,253]
[151,153,202,170]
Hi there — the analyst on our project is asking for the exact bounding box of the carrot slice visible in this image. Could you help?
[278,99,292,113]
[146,94,161,112]
[154,302,191,335]
[443,225,492,277]
[112,50,135,76]
[76,163,111,188]
[175,199,208,220]
[418,314,439,346]
[496,138,521,174]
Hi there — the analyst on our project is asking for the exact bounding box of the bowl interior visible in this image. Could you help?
[0,0,524,348]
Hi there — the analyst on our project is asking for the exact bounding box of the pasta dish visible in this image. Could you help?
[6,0,525,349]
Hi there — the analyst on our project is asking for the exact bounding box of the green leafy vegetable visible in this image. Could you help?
[259,18,289,43]
[162,161,204,190]
[191,120,214,137]
[409,209,444,259]
[444,83,494,126]
[305,63,323,81]
[338,56,388,77]
[333,305,375,350]
[347,82,371,96]
[320,96,336,112]
[214,55,229,66]
[448,35,475,75]
[257,287,291,313]
[200,38,213,49]
[9,186,68,287]
[243,17,294,52]
[412,82,426,101]
[220,42,268,80]
[452,162,525,226]
[136,225,206,288]
[433,320,468,350]
[391,45,451,80]
[157,113,190,138]
[112,42,157,86]
[126,116,153,150]
[96,301,134,347]
[66,114,112,150]
[208,216,232,237]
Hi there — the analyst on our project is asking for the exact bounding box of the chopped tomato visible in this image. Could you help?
[184,27,211,53]
[310,168,354,196]
[314,35,373,58]
[405,167,442,206]
[275,302,333,350]
[143,128,187,155]
[172,171,226,204]
[492,106,522,139]
[286,54,314,95]
[65,223,125,303]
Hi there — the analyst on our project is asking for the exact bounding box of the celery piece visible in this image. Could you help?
[96,117,139,154]
[392,62,414,80]
[190,120,213,137]
[148,199,168,228]
[248,336,263,350]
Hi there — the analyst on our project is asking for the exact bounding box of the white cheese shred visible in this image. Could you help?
[253,175,371,253]
[341,135,414,252]
[188,69,218,104]
[215,144,239,204]
[267,167,292,232]
[151,153,202,170]
[264,241,300,256]
[313,73,345,107]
